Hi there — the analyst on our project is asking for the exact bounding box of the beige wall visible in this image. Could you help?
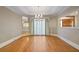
[58,7,79,45]
[49,16,58,34]
[0,7,22,43]
[76,10,79,27]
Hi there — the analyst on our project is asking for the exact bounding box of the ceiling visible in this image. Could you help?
[5,6,70,16]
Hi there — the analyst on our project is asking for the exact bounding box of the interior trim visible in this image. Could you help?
[0,35,23,48]
[57,35,79,50]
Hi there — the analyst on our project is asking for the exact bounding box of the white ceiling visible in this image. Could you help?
[6,6,69,16]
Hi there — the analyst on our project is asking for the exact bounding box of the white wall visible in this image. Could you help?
[58,28,79,45]
[0,7,22,43]
[58,7,79,48]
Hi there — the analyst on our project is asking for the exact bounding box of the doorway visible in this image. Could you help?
[33,19,45,35]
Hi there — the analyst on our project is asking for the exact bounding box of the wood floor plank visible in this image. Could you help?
[0,36,78,52]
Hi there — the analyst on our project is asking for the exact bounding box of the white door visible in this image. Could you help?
[34,19,45,35]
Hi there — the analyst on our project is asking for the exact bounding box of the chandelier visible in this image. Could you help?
[33,6,43,19]
[35,14,43,19]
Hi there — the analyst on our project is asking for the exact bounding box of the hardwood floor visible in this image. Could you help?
[0,36,78,52]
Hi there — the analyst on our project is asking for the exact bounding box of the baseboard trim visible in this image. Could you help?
[57,35,79,50]
[0,35,23,48]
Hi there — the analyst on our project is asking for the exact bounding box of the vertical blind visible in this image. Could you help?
[34,19,45,35]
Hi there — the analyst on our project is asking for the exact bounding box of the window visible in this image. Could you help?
[22,16,29,33]
[33,19,45,35]
[60,16,75,27]
[23,22,29,27]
